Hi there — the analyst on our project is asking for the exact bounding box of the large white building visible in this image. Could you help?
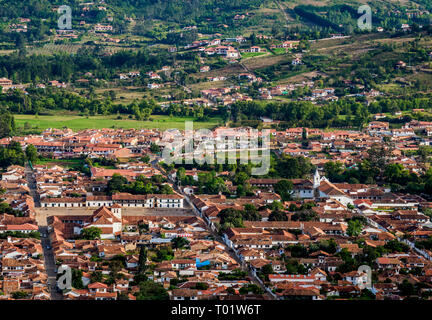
[86,192,184,208]
[41,192,184,209]
[80,206,123,240]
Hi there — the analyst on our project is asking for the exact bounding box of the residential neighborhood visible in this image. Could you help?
[1,118,432,301]
[2,0,432,307]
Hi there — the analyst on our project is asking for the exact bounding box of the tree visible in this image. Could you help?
[418,145,431,163]
[90,271,103,283]
[152,247,174,262]
[261,264,274,275]
[217,208,246,230]
[243,204,261,221]
[239,284,264,295]
[72,268,84,289]
[292,209,318,221]
[367,143,392,181]
[0,111,15,138]
[108,259,125,276]
[384,163,411,185]
[134,273,148,285]
[301,128,309,148]
[233,172,249,185]
[336,248,357,273]
[399,279,416,297]
[107,173,128,194]
[80,227,101,240]
[385,240,410,252]
[262,199,280,210]
[227,287,235,294]
[288,244,309,258]
[135,281,169,300]
[274,179,294,201]
[275,155,314,179]
[25,144,38,163]
[0,142,25,168]
[159,184,173,194]
[324,161,344,182]
[347,219,363,237]
[138,246,147,274]
[177,167,186,182]
[171,237,190,249]
[194,282,209,290]
[142,108,152,120]
[117,292,129,300]
[359,289,376,300]
[150,143,160,153]
[11,291,28,299]
[269,210,288,221]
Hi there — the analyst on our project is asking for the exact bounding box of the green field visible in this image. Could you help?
[271,48,287,55]
[14,114,222,131]
[241,51,269,59]
[35,158,85,169]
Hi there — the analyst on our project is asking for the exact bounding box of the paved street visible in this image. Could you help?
[39,226,63,300]
[25,164,40,207]
[26,164,62,299]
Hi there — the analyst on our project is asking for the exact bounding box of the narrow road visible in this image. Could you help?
[25,164,62,299]
[25,163,40,207]
[40,226,63,300]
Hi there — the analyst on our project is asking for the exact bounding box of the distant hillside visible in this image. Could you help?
[0,0,54,18]
[106,0,267,22]
[0,0,268,22]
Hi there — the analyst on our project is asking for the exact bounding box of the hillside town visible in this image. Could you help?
[1,119,432,300]
[3,0,432,307]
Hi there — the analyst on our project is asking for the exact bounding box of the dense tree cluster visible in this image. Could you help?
[0,141,26,168]
[107,173,173,195]
[0,49,168,84]
[324,144,432,196]
[217,206,261,231]
[0,110,15,138]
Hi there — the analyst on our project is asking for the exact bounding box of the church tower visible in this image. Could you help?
[110,204,122,220]
[313,169,321,189]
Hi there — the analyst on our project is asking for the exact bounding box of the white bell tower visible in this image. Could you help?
[111,204,122,220]
[313,169,321,188]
